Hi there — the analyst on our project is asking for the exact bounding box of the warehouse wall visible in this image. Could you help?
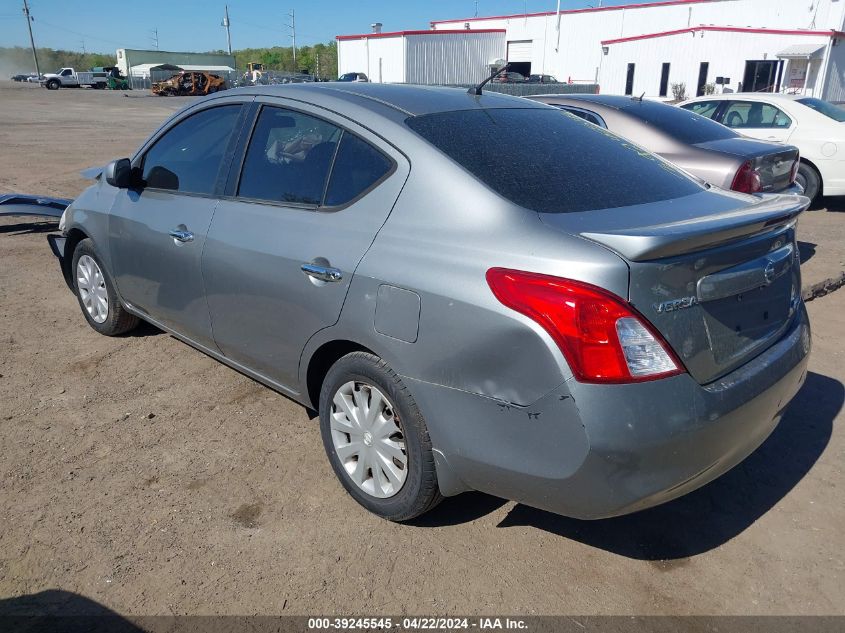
[405,32,505,85]
[601,30,832,98]
[432,0,845,88]
[823,39,845,102]
[337,37,406,82]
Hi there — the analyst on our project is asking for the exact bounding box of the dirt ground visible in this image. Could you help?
[1,81,844,617]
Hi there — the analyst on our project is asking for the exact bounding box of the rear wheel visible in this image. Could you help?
[318,352,442,521]
[71,239,138,336]
[796,161,821,207]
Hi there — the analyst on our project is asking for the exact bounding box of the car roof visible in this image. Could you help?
[529,93,676,114]
[229,82,547,117]
[684,93,808,102]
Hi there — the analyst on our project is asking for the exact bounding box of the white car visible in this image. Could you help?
[679,93,845,204]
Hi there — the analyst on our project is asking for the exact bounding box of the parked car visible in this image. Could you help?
[26,74,43,83]
[337,72,369,82]
[49,84,810,522]
[11,73,35,82]
[528,94,801,195]
[527,74,559,84]
[679,93,845,204]
[494,71,526,83]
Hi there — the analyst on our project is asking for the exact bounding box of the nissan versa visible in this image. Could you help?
[49,83,811,521]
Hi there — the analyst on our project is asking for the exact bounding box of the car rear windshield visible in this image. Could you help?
[796,97,845,122]
[405,108,702,214]
[623,100,737,143]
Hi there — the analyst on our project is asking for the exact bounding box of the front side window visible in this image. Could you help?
[406,108,702,214]
[142,104,242,195]
[238,106,342,205]
[681,100,720,120]
[720,101,792,129]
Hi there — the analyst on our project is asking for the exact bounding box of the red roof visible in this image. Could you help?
[430,0,714,26]
[602,25,845,45]
[336,29,505,41]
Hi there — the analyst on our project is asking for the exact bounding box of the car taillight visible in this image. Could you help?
[789,157,800,185]
[486,268,684,384]
[731,160,762,194]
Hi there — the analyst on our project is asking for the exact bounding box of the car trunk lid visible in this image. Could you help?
[540,191,808,384]
[695,138,798,193]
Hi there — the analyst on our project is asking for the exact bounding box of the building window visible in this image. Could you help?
[659,63,670,98]
[625,63,635,96]
[696,62,710,97]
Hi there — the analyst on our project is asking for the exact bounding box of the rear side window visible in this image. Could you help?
[623,100,736,143]
[142,104,241,195]
[721,101,792,129]
[557,106,605,127]
[325,133,393,206]
[406,108,702,214]
[238,106,342,205]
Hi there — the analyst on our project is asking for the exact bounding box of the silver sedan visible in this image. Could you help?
[50,84,811,521]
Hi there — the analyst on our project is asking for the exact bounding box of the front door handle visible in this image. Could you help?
[301,262,343,283]
[169,229,194,243]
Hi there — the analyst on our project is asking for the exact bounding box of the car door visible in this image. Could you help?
[108,100,248,348]
[717,100,794,143]
[202,100,409,391]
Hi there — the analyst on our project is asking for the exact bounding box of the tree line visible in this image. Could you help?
[2,43,339,78]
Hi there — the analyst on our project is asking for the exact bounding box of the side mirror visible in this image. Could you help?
[105,158,132,188]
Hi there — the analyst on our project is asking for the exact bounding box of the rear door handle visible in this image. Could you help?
[169,229,194,243]
[301,263,343,282]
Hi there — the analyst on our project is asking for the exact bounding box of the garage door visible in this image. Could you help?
[507,40,533,62]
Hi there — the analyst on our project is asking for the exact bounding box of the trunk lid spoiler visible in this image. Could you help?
[0,194,71,219]
[576,193,808,262]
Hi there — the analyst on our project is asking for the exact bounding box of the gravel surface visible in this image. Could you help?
[1,81,843,617]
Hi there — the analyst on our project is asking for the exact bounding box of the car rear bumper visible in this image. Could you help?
[408,304,811,519]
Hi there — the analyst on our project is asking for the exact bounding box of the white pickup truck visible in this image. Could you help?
[41,68,109,90]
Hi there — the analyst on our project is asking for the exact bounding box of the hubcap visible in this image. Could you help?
[330,381,407,499]
[76,254,109,324]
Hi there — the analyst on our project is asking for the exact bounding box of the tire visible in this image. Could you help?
[46,79,60,90]
[71,239,139,336]
[319,352,442,521]
[796,161,821,207]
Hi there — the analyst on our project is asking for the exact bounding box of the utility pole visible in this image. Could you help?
[286,9,296,71]
[222,5,232,55]
[80,39,86,55]
[21,0,40,78]
[150,28,159,51]
[474,1,478,17]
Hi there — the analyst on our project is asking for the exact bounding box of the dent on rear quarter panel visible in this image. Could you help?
[329,146,630,407]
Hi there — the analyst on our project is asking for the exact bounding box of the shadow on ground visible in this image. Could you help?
[798,240,817,264]
[822,197,845,212]
[0,590,143,632]
[419,372,841,561]
[496,371,841,559]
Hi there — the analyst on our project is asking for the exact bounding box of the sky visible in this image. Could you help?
[1,0,663,54]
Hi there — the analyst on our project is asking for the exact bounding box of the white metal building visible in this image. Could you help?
[418,0,845,99]
[336,29,506,84]
[116,49,236,78]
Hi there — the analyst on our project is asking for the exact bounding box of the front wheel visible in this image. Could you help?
[45,79,60,90]
[319,352,442,521]
[71,239,138,336]
[796,161,821,208]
